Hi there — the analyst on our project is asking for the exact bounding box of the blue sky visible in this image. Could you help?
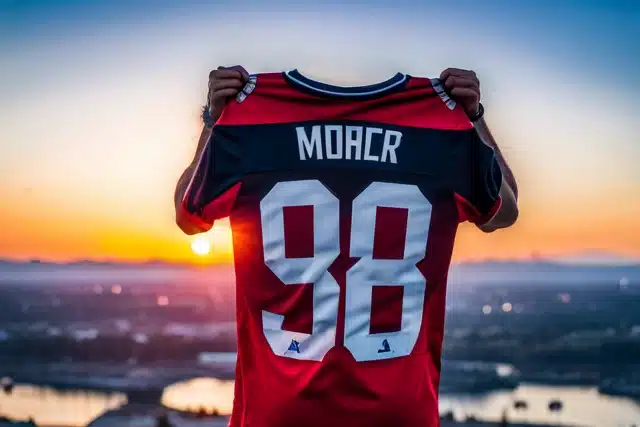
[2,0,638,81]
[0,0,638,261]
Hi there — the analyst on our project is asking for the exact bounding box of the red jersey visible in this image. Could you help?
[178,70,502,427]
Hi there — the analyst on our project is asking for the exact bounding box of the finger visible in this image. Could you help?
[212,79,245,91]
[440,68,477,83]
[211,87,241,103]
[444,76,479,91]
[211,65,249,82]
[210,68,245,81]
[226,65,250,81]
[208,79,241,106]
[450,87,480,101]
[440,67,475,78]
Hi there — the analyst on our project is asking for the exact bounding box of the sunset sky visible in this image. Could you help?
[0,0,638,264]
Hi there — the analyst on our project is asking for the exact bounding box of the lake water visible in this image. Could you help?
[161,377,235,415]
[440,385,640,427]
[161,379,640,427]
[1,379,639,427]
[0,384,127,426]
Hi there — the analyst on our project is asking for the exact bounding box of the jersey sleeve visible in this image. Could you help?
[453,130,503,225]
[176,128,243,234]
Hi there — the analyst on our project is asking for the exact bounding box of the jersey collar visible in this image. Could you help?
[284,69,408,99]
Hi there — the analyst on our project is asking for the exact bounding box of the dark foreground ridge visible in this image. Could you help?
[86,403,575,427]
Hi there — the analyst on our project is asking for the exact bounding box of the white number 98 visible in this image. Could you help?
[260,180,431,362]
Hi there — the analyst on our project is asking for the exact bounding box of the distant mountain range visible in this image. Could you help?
[0,251,638,287]
[2,249,638,268]
[444,250,639,286]
[535,249,640,266]
[448,261,638,287]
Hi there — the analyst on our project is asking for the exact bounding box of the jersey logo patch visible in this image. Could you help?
[287,339,301,353]
[377,339,391,353]
[430,78,457,110]
[236,74,257,104]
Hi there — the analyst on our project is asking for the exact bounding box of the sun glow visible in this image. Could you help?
[189,222,233,259]
[209,222,233,250]
[190,236,212,256]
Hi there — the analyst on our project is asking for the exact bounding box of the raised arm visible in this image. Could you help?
[441,67,519,233]
[472,116,519,232]
[174,66,249,233]
[174,123,212,233]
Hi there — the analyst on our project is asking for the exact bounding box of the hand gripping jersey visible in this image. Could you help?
[178,70,502,427]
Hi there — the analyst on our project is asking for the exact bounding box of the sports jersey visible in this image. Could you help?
[178,69,503,427]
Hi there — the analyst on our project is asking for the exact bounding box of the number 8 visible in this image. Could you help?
[260,180,431,362]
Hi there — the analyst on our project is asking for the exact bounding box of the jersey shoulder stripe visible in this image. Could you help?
[217,71,473,131]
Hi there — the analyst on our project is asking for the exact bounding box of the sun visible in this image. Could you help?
[190,236,212,256]
[188,222,233,260]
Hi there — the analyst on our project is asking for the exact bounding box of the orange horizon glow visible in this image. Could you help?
[1,176,639,264]
[1,204,639,265]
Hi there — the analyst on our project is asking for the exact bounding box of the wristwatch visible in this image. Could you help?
[468,102,484,122]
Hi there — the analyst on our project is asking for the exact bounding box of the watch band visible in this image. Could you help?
[469,102,484,122]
